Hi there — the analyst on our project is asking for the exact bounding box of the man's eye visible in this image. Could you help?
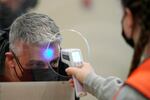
[50,58,59,68]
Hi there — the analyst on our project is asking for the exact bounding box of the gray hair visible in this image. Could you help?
[9,13,62,54]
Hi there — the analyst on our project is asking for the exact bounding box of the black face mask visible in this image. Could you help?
[11,50,69,82]
[0,4,24,29]
[19,68,60,81]
[122,30,134,48]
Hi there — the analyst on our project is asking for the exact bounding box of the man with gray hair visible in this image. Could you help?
[1,13,68,82]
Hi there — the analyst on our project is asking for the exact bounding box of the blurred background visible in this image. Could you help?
[32,0,133,99]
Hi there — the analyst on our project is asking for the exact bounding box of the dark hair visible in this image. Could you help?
[22,0,39,12]
[0,30,9,76]
[121,0,150,76]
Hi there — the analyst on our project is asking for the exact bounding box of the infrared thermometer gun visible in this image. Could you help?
[61,49,87,97]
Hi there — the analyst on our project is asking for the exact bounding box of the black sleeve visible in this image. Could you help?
[0,30,9,76]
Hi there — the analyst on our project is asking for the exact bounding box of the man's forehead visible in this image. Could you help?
[17,41,59,51]
[16,41,60,59]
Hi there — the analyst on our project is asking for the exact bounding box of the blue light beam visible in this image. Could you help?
[43,48,54,60]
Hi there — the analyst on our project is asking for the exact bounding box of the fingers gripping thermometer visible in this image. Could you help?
[61,49,87,97]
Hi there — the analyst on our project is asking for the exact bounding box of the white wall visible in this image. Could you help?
[33,0,133,99]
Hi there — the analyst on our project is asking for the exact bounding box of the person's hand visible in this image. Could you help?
[65,62,94,84]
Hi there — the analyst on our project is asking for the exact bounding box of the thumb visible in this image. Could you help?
[65,67,79,76]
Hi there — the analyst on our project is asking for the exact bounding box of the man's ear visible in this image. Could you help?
[122,8,134,39]
[5,52,15,68]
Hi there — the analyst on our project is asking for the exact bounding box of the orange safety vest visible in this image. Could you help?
[125,58,150,99]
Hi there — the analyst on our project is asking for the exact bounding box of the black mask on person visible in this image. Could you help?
[122,30,134,48]
[18,60,70,81]
[19,68,59,81]
[0,4,24,29]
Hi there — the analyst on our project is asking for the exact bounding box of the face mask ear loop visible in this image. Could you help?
[10,49,24,74]
[13,65,21,81]
[9,50,23,80]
